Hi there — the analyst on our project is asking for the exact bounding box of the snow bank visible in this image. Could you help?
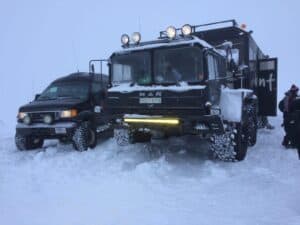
[0,120,13,138]
[0,117,299,225]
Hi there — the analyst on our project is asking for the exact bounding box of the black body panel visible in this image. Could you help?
[19,99,87,112]
[16,125,76,139]
[107,88,208,117]
[194,25,277,116]
[257,58,278,116]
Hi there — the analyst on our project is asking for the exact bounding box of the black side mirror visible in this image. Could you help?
[96,91,106,101]
[34,94,41,101]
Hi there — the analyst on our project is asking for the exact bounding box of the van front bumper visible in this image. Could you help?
[16,122,77,138]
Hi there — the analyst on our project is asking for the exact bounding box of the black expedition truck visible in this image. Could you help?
[105,20,278,161]
[15,72,112,151]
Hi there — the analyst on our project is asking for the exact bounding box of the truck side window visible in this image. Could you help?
[213,57,219,78]
[207,54,218,80]
[217,57,226,78]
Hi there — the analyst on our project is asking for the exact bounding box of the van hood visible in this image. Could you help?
[19,98,86,112]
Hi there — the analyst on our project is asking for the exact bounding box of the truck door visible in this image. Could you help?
[256,58,278,116]
[206,53,221,105]
[89,59,109,125]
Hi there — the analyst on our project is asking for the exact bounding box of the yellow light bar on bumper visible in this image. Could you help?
[124,117,180,125]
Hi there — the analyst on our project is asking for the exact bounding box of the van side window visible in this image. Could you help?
[92,82,102,94]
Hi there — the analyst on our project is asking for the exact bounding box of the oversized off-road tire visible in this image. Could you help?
[15,133,44,150]
[210,123,248,161]
[244,103,258,147]
[72,122,97,151]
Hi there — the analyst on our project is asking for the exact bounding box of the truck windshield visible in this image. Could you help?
[154,47,204,84]
[111,51,151,85]
[38,82,90,101]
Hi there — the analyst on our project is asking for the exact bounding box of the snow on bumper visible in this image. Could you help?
[220,88,253,122]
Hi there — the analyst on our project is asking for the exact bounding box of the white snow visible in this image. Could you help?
[0,120,12,139]
[0,117,300,225]
[109,82,206,93]
[220,88,253,122]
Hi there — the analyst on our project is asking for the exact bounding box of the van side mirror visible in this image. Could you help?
[34,94,41,100]
[92,91,105,104]
[99,90,106,99]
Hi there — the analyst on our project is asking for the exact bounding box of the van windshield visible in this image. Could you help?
[38,82,90,101]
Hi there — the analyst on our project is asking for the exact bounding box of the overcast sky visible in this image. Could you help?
[0,0,299,128]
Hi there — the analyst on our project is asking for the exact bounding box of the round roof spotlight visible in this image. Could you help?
[132,32,141,44]
[121,34,130,46]
[181,24,192,36]
[166,26,176,39]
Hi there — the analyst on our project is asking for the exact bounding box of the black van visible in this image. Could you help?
[15,72,112,151]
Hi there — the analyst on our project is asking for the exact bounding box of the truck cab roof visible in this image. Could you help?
[113,36,219,56]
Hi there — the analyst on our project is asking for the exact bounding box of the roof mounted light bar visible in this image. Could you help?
[159,19,238,39]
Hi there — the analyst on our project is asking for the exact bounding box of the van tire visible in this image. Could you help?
[15,133,44,150]
[72,122,97,151]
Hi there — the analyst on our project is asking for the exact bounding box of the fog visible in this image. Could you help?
[0,0,299,132]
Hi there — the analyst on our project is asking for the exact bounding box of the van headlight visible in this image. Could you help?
[23,115,31,125]
[60,109,77,118]
[18,112,27,120]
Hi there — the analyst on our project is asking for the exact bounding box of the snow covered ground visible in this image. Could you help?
[0,117,299,225]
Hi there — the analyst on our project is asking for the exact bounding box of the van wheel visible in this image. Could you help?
[15,133,44,150]
[72,122,97,151]
[210,123,248,161]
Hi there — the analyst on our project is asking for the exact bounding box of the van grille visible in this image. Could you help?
[29,112,58,123]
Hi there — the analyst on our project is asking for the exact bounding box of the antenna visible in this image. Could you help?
[71,40,79,72]
[138,16,141,33]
